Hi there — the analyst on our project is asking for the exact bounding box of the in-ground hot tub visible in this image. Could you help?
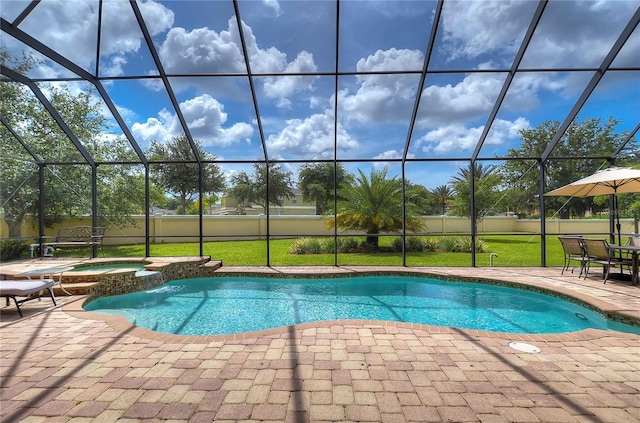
[49,257,221,296]
[70,261,150,273]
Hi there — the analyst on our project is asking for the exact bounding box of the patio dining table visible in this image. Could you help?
[608,244,640,286]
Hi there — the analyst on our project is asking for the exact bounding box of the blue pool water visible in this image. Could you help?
[71,262,147,272]
[84,276,639,336]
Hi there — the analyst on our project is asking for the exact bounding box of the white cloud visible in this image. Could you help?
[418,73,505,127]
[440,0,530,60]
[137,0,176,35]
[263,0,283,16]
[519,0,638,69]
[132,116,170,144]
[101,55,127,77]
[373,150,413,161]
[341,57,506,130]
[485,117,530,145]
[156,18,318,106]
[420,124,482,154]
[334,47,543,157]
[263,51,318,108]
[417,118,529,155]
[18,0,173,73]
[159,25,244,74]
[356,48,424,74]
[440,0,637,70]
[101,0,173,56]
[19,0,98,70]
[266,111,358,158]
[132,94,253,147]
[340,48,423,123]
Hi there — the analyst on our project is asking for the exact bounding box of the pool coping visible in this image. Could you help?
[64,266,640,343]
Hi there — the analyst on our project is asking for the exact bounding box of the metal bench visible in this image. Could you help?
[31,226,105,257]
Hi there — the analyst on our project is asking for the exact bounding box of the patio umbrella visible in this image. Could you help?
[545,166,640,246]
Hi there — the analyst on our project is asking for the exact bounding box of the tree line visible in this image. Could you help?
[2,50,638,243]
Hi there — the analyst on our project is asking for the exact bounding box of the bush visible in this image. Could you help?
[474,238,487,253]
[337,237,361,253]
[439,236,461,252]
[290,235,489,255]
[320,238,336,254]
[392,236,426,252]
[406,236,426,252]
[423,237,439,252]
[391,237,403,252]
[0,240,29,261]
[289,237,321,254]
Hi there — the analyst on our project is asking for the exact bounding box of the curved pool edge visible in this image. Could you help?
[207,269,640,329]
[63,294,638,345]
[64,267,640,342]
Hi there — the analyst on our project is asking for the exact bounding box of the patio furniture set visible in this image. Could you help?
[558,235,640,285]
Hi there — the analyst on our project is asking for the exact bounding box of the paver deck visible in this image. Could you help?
[1,266,639,422]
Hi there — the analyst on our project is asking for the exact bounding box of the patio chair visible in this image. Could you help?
[582,238,631,283]
[558,236,588,278]
[628,235,640,247]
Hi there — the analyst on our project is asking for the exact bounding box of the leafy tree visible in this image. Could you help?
[326,166,426,248]
[404,181,434,215]
[98,165,167,223]
[449,163,502,226]
[2,49,170,237]
[431,184,454,215]
[189,193,221,215]
[228,162,295,212]
[499,117,636,218]
[298,162,352,215]
[1,51,111,236]
[147,135,225,214]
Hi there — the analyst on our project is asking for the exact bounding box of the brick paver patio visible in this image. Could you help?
[1,266,639,422]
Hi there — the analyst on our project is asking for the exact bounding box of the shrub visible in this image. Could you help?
[290,235,488,255]
[456,237,474,252]
[423,237,439,252]
[288,237,322,254]
[406,236,426,252]
[391,237,403,252]
[455,237,488,253]
[320,238,336,254]
[439,236,461,252]
[337,237,361,253]
[392,236,426,252]
[0,240,28,261]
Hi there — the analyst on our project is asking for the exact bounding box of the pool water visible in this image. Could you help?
[84,276,639,336]
[71,263,147,272]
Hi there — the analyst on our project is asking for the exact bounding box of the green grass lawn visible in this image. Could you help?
[98,234,566,267]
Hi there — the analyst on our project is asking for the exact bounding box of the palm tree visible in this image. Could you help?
[431,184,454,215]
[325,166,426,248]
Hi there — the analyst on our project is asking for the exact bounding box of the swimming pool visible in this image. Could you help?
[84,275,639,336]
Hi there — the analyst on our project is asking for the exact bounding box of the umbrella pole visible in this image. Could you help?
[616,194,622,247]
[613,194,629,280]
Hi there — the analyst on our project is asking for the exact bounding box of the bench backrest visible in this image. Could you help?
[55,226,105,244]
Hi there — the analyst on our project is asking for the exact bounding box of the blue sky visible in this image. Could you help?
[2,0,639,189]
